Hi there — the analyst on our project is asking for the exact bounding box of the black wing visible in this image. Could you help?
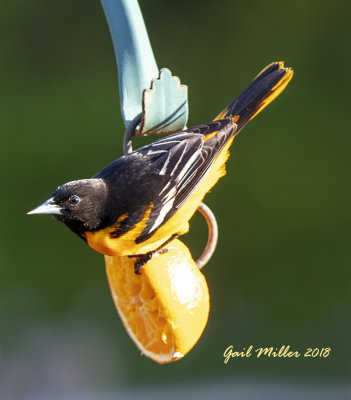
[134,119,236,243]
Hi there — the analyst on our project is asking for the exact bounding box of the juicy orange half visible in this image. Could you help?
[105,239,210,364]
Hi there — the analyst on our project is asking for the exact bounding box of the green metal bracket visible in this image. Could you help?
[138,68,188,136]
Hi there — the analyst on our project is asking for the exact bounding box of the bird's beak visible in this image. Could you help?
[27,197,62,215]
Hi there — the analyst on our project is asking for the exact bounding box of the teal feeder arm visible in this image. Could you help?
[100,0,158,126]
[100,0,188,136]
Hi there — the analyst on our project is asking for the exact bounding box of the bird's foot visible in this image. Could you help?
[129,248,169,274]
[128,234,179,274]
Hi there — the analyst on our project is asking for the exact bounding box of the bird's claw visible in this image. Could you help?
[128,234,178,274]
[129,248,169,274]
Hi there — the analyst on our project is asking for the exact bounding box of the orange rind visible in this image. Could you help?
[105,239,210,363]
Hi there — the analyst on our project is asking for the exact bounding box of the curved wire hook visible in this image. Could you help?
[123,124,218,269]
[195,202,218,269]
[123,113,142,155]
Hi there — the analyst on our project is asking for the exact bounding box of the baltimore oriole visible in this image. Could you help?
[28,62,293,272]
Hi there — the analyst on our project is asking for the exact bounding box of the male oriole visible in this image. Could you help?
[28,62,293,272]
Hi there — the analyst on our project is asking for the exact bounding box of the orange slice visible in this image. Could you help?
[105,239,210,364]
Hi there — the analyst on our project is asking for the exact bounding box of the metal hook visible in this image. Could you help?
[123,113,142,155]
[195,202,218,269]
[123,123,218,269]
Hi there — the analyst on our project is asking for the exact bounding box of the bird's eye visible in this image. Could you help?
[69,195,80,205]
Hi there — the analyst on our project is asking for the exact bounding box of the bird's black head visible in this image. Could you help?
[28,178,109,237]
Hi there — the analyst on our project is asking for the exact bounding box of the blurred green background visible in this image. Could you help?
[1,0,350,399]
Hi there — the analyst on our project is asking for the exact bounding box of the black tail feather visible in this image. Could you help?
[215,61,293,132]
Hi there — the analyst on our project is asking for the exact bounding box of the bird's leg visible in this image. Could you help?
[128,234,179,274]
